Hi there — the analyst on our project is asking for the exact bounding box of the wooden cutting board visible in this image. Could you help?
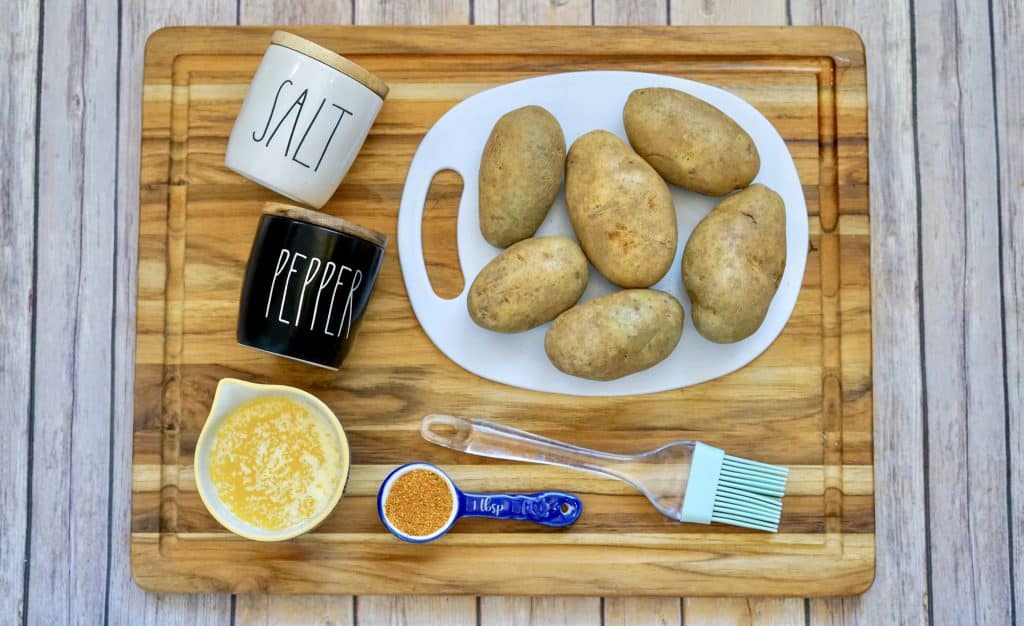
[132,25,873,596]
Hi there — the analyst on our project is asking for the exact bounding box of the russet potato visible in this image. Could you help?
[478,105,566,248]
[565,130,677,288]
[544,289,684,380]
[624,87,760,196]
[468,236,589,333]
[683,184,787,343]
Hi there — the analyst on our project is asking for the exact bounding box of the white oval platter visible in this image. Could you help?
[397,71,808,397]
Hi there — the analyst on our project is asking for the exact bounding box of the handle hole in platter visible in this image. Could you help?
[422,169,464,300]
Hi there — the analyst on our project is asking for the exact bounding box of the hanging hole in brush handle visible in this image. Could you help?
[460,491,582,527]
[422,413,472,449]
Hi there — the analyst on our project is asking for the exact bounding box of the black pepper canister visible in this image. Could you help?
[237,202,387,370]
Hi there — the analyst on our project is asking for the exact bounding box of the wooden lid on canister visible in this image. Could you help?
[270,31,389,100]
[263,202,389,248]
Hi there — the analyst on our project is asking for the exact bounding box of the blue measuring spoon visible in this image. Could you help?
[377,462,582,543]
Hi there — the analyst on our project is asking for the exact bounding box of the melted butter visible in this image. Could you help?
[209,396,342,531]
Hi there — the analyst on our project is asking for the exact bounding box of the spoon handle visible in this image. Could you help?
[421,414,638,485]
[460,491,582,527]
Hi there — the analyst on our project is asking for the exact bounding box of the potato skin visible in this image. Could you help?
[544,289,684,381]
[479,106,566,248]
[623,87,760,196]
[682,184,787,343]
[565,130,677,288]
[468,236,589,333]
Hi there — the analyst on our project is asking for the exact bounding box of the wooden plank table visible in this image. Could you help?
[1,0,1019,624]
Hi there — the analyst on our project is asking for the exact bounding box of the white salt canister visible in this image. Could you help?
[226,31,389,208]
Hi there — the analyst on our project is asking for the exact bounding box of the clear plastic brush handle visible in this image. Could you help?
[421,415,644,479]
[420,414,786,530]
[421,414,696,517]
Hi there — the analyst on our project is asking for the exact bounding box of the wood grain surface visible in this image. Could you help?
[915,2,1012,624]
[2,0,1020,624]
[0,1,38,623]
[29,3,121,624]
[993,1,1024,622]
[130,23,872,598]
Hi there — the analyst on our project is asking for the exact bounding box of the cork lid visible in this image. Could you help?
[263,202,389,248]
[270,31,389,99]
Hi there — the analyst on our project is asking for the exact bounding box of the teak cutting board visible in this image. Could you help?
[132,26,873,596]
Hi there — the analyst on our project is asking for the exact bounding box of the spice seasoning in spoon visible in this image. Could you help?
[383,468,454,537]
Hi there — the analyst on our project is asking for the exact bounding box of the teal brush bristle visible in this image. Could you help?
[679,443,789,532]
[710,454,789,531]
[720,454,789,497]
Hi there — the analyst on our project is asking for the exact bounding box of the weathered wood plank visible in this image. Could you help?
[914,0,1012,624]
[358,597,476,626]
[236,595,354,626]
[233,2,355,623]
[0,1,39,624]
[107,2,237,625]
[793,0,928,624]
[26,0,120,623]
[683,598,802,626]
[480,598,601,626]
[605,598,681,626]
[354,0,470,24]
[594,0,667,24]
[992,0,1024,621]
[786,0,820,27]
[239,0,351,24]
[684,599,805,626]
[670,0,785,24]
[475,0,592,24]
